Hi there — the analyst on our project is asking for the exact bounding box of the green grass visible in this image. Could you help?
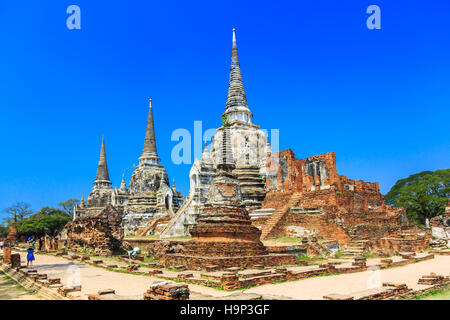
[363,252,380,259]
[270,236,303,243]
[0,270,34,293]
[294,255,326,264]
[316,272,339,277]
[143,256,159,264]
[402,285,450,300]
[295,255,311,261]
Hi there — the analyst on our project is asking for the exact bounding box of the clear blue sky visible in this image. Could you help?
[0,0,449,218]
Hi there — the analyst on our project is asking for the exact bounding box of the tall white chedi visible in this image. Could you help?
[210,29,269,170]
[161,29,271,238]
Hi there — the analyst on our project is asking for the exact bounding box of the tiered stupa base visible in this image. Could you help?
[233,165,267,212]
[160,199,295,270]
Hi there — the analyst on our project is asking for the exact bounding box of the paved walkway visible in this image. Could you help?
[12,251,450,300]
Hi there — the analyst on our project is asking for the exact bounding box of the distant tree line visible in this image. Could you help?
[386,169,449,225]
[0,199,79,238]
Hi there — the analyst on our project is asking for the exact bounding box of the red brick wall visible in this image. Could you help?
[259,149,410,244]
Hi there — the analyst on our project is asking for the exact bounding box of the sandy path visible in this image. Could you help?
[14,251,231,298]
[243,255,450,300]
[13,251,450,300]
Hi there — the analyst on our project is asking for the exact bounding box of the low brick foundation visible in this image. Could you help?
[160,253,295,271]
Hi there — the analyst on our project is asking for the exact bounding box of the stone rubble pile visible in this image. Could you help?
[143,281,189,300]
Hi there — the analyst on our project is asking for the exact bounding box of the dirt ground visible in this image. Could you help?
[0,271,40,300]
[8,251,450,300]
[243,255,450,300]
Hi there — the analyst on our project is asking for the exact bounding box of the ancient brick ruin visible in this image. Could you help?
[65,205,123,256]
[143,281,190,300]
[64,29,434,277]
[247,149,427,255]
[161,128,294,270]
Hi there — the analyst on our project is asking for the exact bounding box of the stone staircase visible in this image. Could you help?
[307,242,329,258]
[160,196,193,238]
[342,240,369,257]
[136,217,164,236]
[260,192,303,240]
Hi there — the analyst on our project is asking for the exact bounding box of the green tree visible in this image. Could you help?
[0,224,8,238]
[385,169,450,224]
[2,202,33,225]
[15,207,72,237]
[221,114,230,127]
[34,206,69,217]
[58,198,80,216]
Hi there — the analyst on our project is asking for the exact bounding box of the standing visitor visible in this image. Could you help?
[38,237,43,251]
[0,240,3,251]
[27,245,35,268]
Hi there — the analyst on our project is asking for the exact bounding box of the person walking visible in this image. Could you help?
[26,245,35,268]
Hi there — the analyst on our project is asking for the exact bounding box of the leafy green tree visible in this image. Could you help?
[221,114,230,127]
[58,198,80,216]
[0,224,8,238]
[385,169,450,224]
[34,207,69,217]
[15,207,71,237]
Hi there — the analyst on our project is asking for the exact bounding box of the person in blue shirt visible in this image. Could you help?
[27,245,35,268]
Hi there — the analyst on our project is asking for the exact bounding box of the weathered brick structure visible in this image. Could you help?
[161,128,294,270]
[7,227,18,243]
[65,205,123,256]
[143,281,189,300]
[255,150,421,250]
[2,243,11,263]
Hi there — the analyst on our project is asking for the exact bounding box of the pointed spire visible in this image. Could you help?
[120,173,127,191]
[172,178,177,191]
[140,99,160,163]
[201,141,212,163]
[224,29,250,114]
[95,136,110,181]
[265,133,272,154]
[160,173,167,186]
